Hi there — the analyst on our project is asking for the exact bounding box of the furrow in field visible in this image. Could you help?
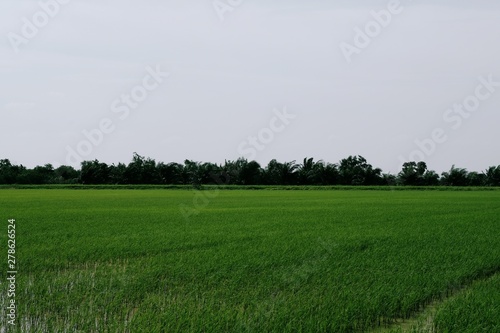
[370,269,500,333]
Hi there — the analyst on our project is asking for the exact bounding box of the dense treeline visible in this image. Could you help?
[1,154,499,186]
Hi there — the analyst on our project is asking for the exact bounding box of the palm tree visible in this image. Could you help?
[264,159,298,185]
[298,157,315,185]
[440,165,468,186]
[484,166,500,186]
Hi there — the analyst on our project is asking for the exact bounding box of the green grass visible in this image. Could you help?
[0,189,499,332]
[1,184,500,191]
[433,273,500,332]
[383,273,500,333]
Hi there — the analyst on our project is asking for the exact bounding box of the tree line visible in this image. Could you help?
[1,154,499,187]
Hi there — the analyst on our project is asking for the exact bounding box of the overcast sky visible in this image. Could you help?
[1,0,499,173]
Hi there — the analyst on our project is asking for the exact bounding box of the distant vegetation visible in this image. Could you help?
[1,154,499,186]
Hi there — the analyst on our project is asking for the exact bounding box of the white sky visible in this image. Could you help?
[1,0,499,173]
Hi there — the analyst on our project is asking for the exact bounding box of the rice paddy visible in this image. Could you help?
[0,189,498,332]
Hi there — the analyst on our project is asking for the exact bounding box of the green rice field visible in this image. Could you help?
[1,189,499,332]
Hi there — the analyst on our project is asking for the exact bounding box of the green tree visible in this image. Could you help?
[398,161,438,186]
[157,162,183,184]
[0,159,27,184]
[27,164,56,184]
[297,158,337,185]
[382,173,397,186]
[54,165,79,183]
[422,170,440,186]
[339,155,382,185]
[182,160,204,187]
[298,157,316,185]
[239,160,262,185]
[80,160,109,184]
[263,159,298,185]
[124,153,160,184]
[109,163,127,184]
[223,159,261,185]
[440,165,469,186]
[484,166,500,186]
